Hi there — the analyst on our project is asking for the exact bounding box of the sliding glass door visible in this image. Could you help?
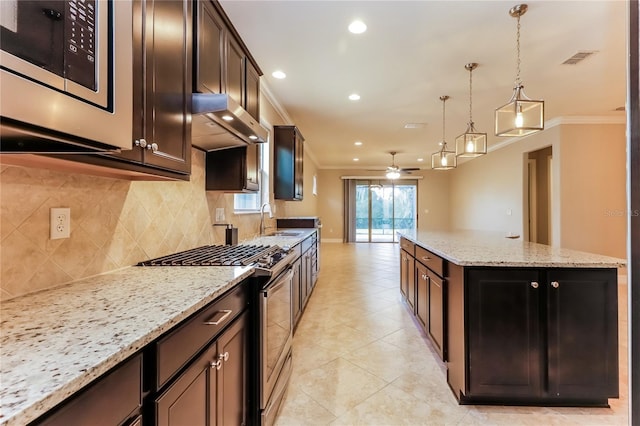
[353,180,417,242]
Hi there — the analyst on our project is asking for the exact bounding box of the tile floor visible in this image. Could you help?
[275,243,629,426]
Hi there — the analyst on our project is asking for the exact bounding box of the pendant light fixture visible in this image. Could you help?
[456,63,487,157]
[431,96,456,170]
[495,4,544,137]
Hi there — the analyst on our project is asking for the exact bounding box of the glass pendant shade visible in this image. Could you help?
[431,143,457,170]
[455,123,487,157]
[431,95,456,170]
[495,4,544,137]
[495,85,544,137]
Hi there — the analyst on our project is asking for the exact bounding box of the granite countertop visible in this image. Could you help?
[399,231,626,268]
[0,230,317,426]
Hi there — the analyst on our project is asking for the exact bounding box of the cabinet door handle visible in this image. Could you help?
[210,360,222,370]
[531,281,539,289]
[422,274,428,280]
[219,351,230,362]
[134,138,147,149]
[204,309,232,325]
[148,142,159,152]
[551,281,560,289]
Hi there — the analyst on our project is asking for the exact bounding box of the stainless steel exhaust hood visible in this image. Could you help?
[192,93,267,151]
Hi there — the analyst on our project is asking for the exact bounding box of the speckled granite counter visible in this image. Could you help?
[399,231,626,268]
[0,231,317,426]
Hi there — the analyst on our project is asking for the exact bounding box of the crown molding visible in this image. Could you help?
[488,115,626,153]
[260,80,319,168]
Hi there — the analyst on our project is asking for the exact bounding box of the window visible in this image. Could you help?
[234,142,269,212]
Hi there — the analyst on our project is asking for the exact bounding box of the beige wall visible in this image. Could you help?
[558,124,627,258]
[316,169,452,242]
[450,122,627,258]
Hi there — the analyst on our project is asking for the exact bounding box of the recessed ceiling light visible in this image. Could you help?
[348,20,367,34]
[222,115,233,121]
[353,158,359,161]
[404,123,426,129]
[349,93,360,101]
[272,70,286,79]
[354,141,363,146]
[249,135,258,140]
[417,158,424,162]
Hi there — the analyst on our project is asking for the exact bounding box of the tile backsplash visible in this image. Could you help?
[0,149,268,301]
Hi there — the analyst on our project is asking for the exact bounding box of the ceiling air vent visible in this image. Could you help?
[562,50,597,65]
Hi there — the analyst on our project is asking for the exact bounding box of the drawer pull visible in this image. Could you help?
[551,281,560,289]
[204,309,232,325]
[531,281,539,289]
[421,256,432,261]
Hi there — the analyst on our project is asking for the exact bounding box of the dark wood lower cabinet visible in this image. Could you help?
[546,269,619,399]
[427,270,446,360]
[459,267,618,405]
[155,311,247,426]
[35,354,142,426]
[415,262,428,331]
[467,268,541,398]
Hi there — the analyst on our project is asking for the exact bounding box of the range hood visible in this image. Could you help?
[192,93,267,151]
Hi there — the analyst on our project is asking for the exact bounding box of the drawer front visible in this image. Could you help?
[156,283,246,389]
[415,245,444,277]
[38,354,142,426]
[400,237,415,256]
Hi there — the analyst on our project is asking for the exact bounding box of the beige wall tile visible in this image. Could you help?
[0,149,246,301]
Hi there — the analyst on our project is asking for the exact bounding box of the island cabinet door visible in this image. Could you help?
[546,269,619,400]
[400,250,410,299]
[415,262,429,332]
[467,269,542,398]
[406,255,416,312]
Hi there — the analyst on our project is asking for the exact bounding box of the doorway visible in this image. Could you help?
[526,147,552,244]
[352,180,417,242]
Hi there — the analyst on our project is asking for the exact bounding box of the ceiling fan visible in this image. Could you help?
[370,151,420,179]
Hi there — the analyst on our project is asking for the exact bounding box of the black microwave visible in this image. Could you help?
[0,0,133,153]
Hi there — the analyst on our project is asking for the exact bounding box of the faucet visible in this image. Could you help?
[260,203,272,235]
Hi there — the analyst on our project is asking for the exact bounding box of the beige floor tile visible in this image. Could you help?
[297,358,388,416]
[275,384,337,426]
[331,383,467,426]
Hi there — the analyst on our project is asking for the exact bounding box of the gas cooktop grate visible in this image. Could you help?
[138,244,274,266]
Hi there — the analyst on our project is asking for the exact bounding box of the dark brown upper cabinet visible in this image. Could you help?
[274,125,304,201]
[195,0,261,121]
[205,145,259,192]
[106,0,192,175]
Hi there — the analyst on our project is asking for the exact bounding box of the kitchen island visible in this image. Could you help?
[0,230,315,426]
[398,231,626,407]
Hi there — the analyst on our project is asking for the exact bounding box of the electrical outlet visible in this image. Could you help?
[215,208,225,222]
[50,208,70,239]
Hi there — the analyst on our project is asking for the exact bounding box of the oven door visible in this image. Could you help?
[259,266,293,409]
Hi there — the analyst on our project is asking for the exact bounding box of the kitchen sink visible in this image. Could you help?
[269,231,303,237]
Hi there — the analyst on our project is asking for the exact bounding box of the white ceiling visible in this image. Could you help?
[219,0,628,171]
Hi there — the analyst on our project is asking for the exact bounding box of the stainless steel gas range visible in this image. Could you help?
[139,243,296,426]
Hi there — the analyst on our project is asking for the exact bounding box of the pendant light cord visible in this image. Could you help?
[441,97,447,150]
[468,67,473,123]
[515,13,522,88]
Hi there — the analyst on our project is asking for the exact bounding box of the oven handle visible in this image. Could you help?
[262,267,294,297]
